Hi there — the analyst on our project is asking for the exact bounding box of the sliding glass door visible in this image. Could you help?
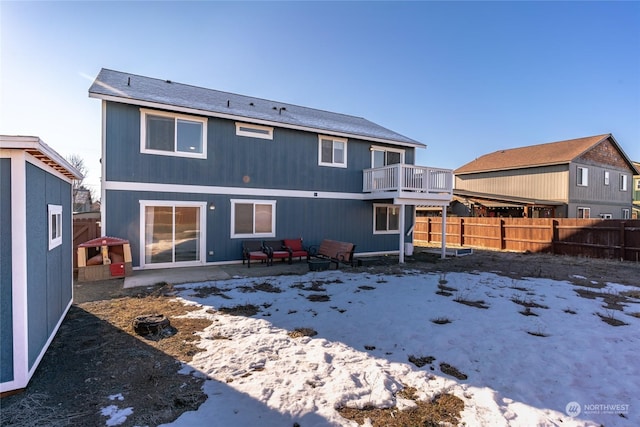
[141,201,206,267]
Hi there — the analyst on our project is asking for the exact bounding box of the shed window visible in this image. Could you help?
[48,204,62,250]
[318,136,347,168]
[577,167,588,186]
[141,109,207,158]
[231,199,276,238]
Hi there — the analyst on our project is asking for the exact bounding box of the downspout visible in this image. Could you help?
[441,205,447,259]
[399,204,405,263]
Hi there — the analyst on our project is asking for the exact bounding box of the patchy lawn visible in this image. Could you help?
[2,251,638,427]
[164,269,638,426]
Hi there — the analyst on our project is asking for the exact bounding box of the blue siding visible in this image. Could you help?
[0,158,13,383]
[105,102,415,193]
[25,163,72,369]
[106,190,411,266]
[104,101,419,267]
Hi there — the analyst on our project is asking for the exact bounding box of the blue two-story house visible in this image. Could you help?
[88,69,452,269]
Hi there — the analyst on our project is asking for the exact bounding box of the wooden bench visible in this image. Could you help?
[309,239,356,269]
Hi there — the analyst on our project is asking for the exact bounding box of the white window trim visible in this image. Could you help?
[235,122,273,140]
[620,174,628,191]
[140,108,207,159]
[577,206,590,219]
[636,178,640,191]
[577,167,588,186]
[373,203,400,234]
[604,171,610,186]
[230,199,276,238]
[318,135,348,168]
[622,208,630,219]
[48,204,62,250]
[370,145,405,167]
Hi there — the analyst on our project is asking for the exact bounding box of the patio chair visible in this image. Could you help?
[242,240,269,268]
[283,238,310,262]
[263,239,292,264]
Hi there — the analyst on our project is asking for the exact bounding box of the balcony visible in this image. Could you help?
[363,164,453,204]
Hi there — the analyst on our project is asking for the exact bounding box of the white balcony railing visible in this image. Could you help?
[363,164,453,199]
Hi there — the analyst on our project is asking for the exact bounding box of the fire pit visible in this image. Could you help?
[132,314,170,335]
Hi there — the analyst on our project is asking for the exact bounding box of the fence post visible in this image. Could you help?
[499,219,505,250]
[427,218,432,243]
[620,221,626,261]
[552,220,558,254]
[459,218,464,247]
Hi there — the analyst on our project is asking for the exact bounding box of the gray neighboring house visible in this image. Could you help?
[88,68,454,268]
[453,134,638,219]
[1,136,82,394]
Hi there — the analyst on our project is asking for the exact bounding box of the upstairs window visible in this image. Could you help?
[236,122,273,140]
[48,205,62,250]
[371,146,404,168]
[604,171,610,186]
[577,167,588,186]
[318,135,347,168]
[636,178,640,191]
[620,174,628,191]
[141,109,207,158]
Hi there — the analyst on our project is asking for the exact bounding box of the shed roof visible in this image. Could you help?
[0,135,83,180]
[454,134,636,174]
[88,68,424,148]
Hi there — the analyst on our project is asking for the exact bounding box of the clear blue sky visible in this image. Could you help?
[2,1,639,196]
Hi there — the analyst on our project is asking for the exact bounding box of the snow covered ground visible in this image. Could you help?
[112,269,639,426]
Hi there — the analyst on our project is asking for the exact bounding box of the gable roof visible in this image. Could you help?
[88,68,423,148]
[455,134,637,174]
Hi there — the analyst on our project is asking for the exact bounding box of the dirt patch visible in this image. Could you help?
[408,355,436,368]
[439,363,468,380]
[288,327,318,338]
[307,293,331,302]
[0,283,211,427]
[337,391,464,427]
[453,296,490,309]
[218,303,261,316]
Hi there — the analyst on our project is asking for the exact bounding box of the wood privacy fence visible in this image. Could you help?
[73,217,101,269]
[414,217,640,262]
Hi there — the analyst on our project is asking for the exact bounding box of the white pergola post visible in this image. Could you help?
[441,205,447,259]
[399,204,405,264]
